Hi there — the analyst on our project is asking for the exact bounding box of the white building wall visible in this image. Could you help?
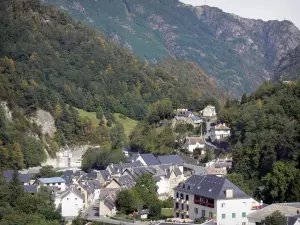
[61,192,84,217]
[188,143,205,152]
[157,177,169,195]
[39,182,66,191]
[174,190,258,225]
[216,198,256,225]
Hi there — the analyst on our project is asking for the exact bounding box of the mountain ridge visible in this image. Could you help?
[44,0,300,96]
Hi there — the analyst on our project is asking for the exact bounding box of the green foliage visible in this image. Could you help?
[130,123,176,155]
[35,166,60,178]
[81,147,125,171]
[110,123,127,150]
[263,211,287,225]
[220,82,300,203]
[226,173,250,195]
[0,170,61,224]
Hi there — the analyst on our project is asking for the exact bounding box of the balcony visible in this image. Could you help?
[185,200,189,204]
[184,211,189,215]
[194,199,214,208]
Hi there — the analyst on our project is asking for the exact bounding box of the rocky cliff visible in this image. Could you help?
[44,0,300,96]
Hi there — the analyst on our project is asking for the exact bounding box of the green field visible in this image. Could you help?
[113,113,138,137]
[73,108,138,136]
[161,208,173,217]
[73,107,100,126]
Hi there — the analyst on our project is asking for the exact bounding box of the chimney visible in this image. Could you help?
[225,189,233,198]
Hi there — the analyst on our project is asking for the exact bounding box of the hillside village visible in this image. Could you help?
[4,105,300,225]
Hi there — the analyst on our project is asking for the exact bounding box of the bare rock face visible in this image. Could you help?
[31,109,57,138]
[0,101,12,122]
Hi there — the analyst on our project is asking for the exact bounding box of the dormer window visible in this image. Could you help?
[187,185,190,190]
[183,184,185,189]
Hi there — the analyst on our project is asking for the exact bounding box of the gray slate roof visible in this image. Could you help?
[128,153,160,166]
[100,170,111,181]
[87,171,98,180]
[37,177,66,184]
[288,215,300,225]
[157,155,183,165]
[140,153,160,166]
[3,170,31,184]
[24,185,38,193]
[174,175,250,200]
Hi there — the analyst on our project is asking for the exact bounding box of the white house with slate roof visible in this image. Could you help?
[127,153,160,166]
[54,187,85,218]
[174,175,258,225]
[35,177,66,191]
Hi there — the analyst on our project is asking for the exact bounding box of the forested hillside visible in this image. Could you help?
[0,0,219,170]
[274,45,300,81]
[44,0,300,96]
[219,82,300,203]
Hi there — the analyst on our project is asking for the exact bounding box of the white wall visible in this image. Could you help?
[188,143,205,152]
[61,192,84,217]
[216,198,256,225]
[39,182,66,191]
[157,176,169,196]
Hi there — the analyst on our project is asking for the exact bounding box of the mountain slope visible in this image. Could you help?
[0,0,220,169]
[43,0,300,96]
[274,45,300,81]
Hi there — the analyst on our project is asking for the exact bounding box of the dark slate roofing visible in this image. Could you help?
[191,116,201,121]
[59,188,84,200]
[108,162,143,174]
[127,154,140,163]
[173,167,183,176]
[104,196,116,209]
[118,175,134,186]
[288,216,300,225]
[100,170,111,181]
[157,155,183,165]
[174,175,250,200]
[140,153,160,166]
[87,171,98,179]
[62,170,74,177]
[3,170,31,183]
[24,185,38,193]
[37,177,66,183]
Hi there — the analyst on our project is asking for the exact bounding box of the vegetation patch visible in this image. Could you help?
[113,113,138,137]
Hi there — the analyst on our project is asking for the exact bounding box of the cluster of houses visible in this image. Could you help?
[3,152,300,225]
[173,106,231,147]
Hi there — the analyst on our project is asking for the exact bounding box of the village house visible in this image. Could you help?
[174,175,259,225]
[172,109,202,128]
[35,177,66,191]
[98,188,120,217]
[54,187,85,218]
[183,136,206,153]
[210,123,231,141]
[127,153,161,166]
[200,105,217,121]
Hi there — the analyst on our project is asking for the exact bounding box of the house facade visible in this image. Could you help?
[211,124,231,141]
[183,136,205,153]
[35,177,66,191]
[173,175,259,225]
[200,105,217,118]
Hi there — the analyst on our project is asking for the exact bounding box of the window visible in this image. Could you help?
[183,184,185,188]
[202,210,205,217]
[47,184,50,186]
[221,203,226,208]
[181,204,184,210]
[187,185,190,190]
[209,212,213,218]
[67,198,69,200]
[176,192,179,198]
[176,213,179,218]
[242,212,246,218]
[186,195,189,201]
[52,183,55,185]
[176,203,179,209]
[232,213,236,218]
[186,215,189,219]
[180,193,184,199]
[186,205,189,211]
[58,182,61,185]
[242,223,246,225]
[222,214,225,219]
[195,208,198,214]
[75,198,77,200]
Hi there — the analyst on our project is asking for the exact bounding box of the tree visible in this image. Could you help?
[116,190,136,214]
[36,166,59,178]
[149,202,162,219]
[8,170,24,207]
[226,173,250,194]
[241,93,248,104]
[263,211,287,225]
[135,173,157,207]
[262,161,298,203]
[96,106,103,120]
[110,123,127,149]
